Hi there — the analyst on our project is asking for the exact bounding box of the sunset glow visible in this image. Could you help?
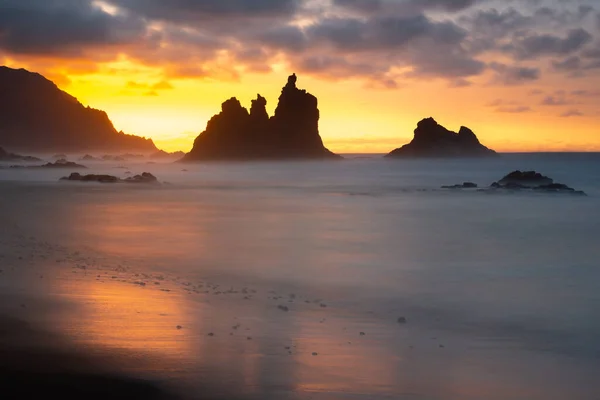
[2,0,599,153]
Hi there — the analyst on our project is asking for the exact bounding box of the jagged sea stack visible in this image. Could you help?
[183,74,340,161]
[386,118,497,158]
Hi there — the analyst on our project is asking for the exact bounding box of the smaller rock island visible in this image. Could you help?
[386,118,497,158]
[182,74,340,161]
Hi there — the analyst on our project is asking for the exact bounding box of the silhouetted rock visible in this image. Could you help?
[150,150,186,160]
[386,118,497,158]
[183,74,340,161]
[124,172,158,184]
[12,160,87,169]
[102,155,126,162]
[0,146,41,162]
[60,172,159,184]
[60,173,119,183]
[442,182,478,189]
[79,154,101,162]
[0,66,157,153]
[489,171,585,195]
[495,170,553,188]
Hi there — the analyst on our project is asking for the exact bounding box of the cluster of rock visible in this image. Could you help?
[182,74,340,161]
[60,172,158,184]
[442,170,586,195]
[386,118,497,158]
[0,146,41,162]
[9,159,87,169]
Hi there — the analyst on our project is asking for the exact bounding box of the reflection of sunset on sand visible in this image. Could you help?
[2,158,600,399]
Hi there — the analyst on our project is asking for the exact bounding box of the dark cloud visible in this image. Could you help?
[0,0,146,56]
[497,105,532,113]
[109,0,300,23]
[541,95,570,106]
[561,109,584,117]
[489,62,541,84]
[1,0,599,89]
[508,28,593,60]
[333,0,383,13]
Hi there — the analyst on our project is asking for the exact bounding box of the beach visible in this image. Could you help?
[1,154,600,399]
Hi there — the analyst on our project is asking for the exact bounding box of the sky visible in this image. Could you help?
[1,0,599,153]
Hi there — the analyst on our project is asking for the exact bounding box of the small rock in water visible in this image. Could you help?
[208,332,215,337]
[278,305,289,312]
[359,332,366,336]
[176,325,183,330]
[397,317,408,324]
[247,336,252,340]
[320,303,327,308]
[312,352,318,356]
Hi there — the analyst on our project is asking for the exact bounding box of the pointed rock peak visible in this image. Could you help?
[252,94,267,109]
[417,117,438,128]
[221,97,245,113]
[286,73,298,89]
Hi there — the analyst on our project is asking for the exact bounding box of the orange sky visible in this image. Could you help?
[1,0,599,153]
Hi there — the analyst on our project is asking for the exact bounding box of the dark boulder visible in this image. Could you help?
[60,173,119,183]
[442,182,478,189]
[386,118,497,158]
[124,172,158,184]
[490,171,586,195]
[495,170,553,188]
[182,74,340,161]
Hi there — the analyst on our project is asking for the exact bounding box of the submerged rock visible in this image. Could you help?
[124,172,158,184]
[13,160,87,169]
[60,172,159,184]
[60,173,119,183]
[182,74,340,161]
[490,171,585,195]
[0,146,41,162]
[441,182,478,189]
[494,171,553,188]
[386,118,497,158]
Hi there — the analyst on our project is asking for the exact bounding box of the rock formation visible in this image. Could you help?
[386,118,497,158]
[150,150,186,160]
[0,146,41,162]
[493,171,553,188]
[182,74,340,161]
[441,170,586,195]
[0,66,157,153]
[60,172,158,184]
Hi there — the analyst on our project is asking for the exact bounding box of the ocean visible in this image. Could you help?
[1,153,599,399]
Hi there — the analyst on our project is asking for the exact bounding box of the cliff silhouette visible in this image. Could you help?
[386,118,497,158]
[183,74,340,161]
[0,66,157,153]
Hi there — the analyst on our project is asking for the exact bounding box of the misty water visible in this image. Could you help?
[1,154,600,399]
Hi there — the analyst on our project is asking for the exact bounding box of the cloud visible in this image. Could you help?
[507,28,593,60]
[497,105,532,113]
[541,95,570,106]
[561,109,584,117]
[0,0,147,56]
[110,0,300,23]
[489,62,541,85]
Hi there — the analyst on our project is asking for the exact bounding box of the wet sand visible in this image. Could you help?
[1,158,600,399]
